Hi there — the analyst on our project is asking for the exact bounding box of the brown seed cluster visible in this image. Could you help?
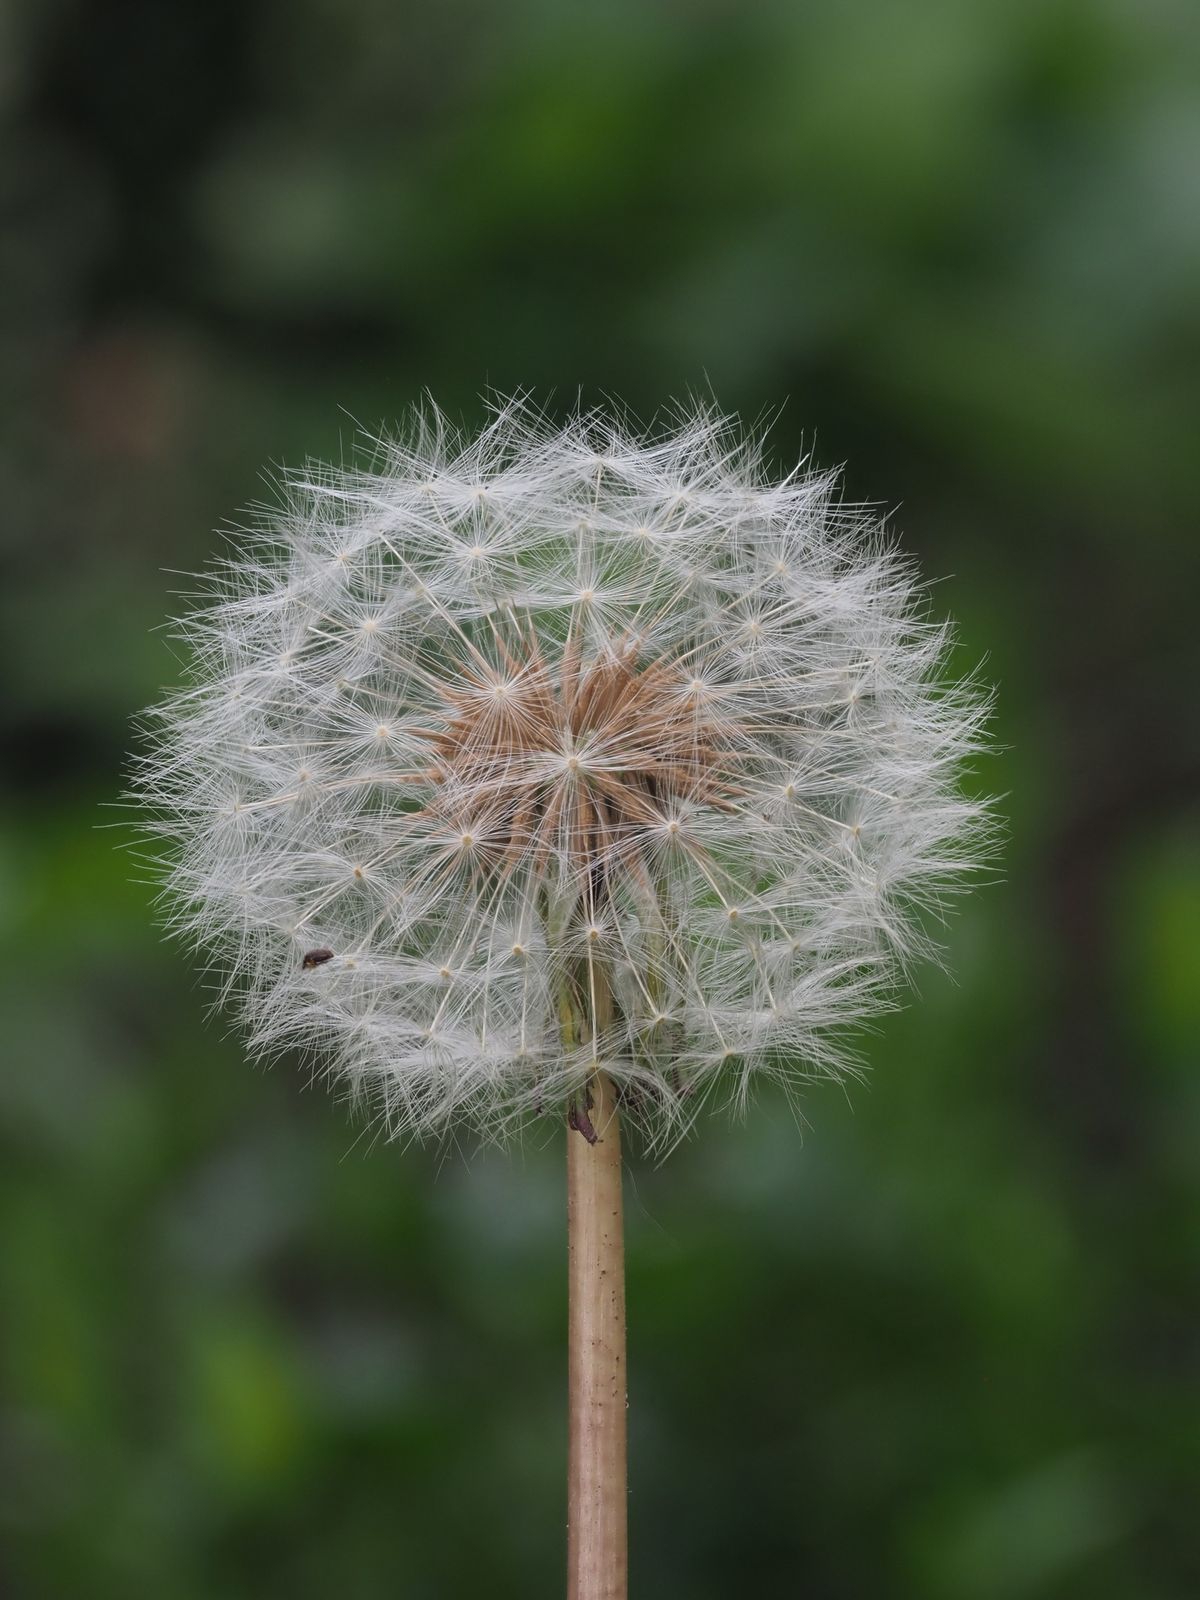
[413,624,740,886]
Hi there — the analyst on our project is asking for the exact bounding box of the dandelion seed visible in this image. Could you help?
[132,396,992,1150]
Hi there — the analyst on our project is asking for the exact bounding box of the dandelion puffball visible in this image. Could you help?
[135,399,990,1148]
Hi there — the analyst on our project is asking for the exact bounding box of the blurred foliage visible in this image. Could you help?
[2,0,1198,1595]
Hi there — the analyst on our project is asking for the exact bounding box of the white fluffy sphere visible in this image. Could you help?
[134,399,991,1148]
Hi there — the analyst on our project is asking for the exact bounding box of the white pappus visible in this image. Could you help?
[132,397,993,1150]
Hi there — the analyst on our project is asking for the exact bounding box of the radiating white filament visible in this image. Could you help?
[133,398,991,1149]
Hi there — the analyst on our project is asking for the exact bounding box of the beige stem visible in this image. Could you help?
[567,1066,627,1600]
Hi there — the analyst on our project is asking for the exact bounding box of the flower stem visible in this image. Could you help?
[567,1064,627,1600]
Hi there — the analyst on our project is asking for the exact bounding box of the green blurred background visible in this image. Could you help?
[2,1,1198,1595]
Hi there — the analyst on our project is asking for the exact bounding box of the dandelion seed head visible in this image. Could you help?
[132,397,993,1150]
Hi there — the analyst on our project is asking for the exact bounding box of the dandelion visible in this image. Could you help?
[133,397,991,1599]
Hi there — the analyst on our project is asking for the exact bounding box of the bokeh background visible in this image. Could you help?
[3,1,1198,1596]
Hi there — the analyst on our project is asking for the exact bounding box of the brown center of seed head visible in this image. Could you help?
[414,622,740,886]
